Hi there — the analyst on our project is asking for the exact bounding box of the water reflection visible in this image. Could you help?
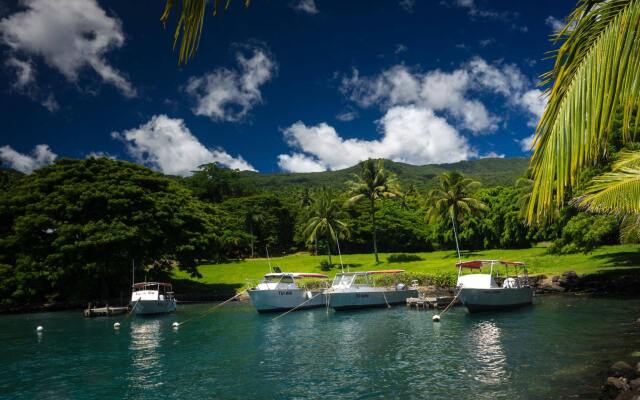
[127,320,165,391]
[467,320,507,385]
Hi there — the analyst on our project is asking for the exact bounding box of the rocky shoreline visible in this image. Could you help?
[600,361,640,400]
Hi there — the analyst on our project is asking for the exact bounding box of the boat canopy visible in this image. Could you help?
[264,272,328,279]
[336,269,405,276]
[132,282,173,288]
[456,260,525,269]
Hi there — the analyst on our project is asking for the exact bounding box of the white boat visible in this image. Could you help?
[456,260,533,313]
[327,270,418,311]
[130,282,177,315]
[248,272,328,313]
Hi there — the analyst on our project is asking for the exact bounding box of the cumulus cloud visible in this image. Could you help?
[520,88,547,126]
[340,57,539,135]
[399,0,415,13]
[0,144,57,173]
[185,46,276,122]
[112,115,255,176]
[277,105,476,172]
[518,134,535,152]
[0,0,135,97]
[5,56,34,89]
[292,0,318,14]
[545,15,564,32]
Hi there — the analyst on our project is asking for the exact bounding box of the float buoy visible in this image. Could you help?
[432,315,441,322]
[172,322,179,329]
[113,322,121,329]
[36,326,44,332]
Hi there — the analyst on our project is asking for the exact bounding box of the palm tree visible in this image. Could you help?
[345,159,401,263]
[527,0,640,222]
[425,172,488,257]
[160,0,251,64]
[303,190,349,265]
[244,206,264,258]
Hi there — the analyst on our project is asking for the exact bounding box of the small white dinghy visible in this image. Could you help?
[327,270,418,311]
[248,272,328,313]
[130,282,177,315]
[456,260,533,313]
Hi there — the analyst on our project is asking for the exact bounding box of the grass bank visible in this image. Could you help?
[173,244,640,292]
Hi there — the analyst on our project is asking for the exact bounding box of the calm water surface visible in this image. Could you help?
[1,296,640,399]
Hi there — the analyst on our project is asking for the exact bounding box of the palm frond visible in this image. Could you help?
[528,0,640,222]
[573,167,640,213]
[161,0,251,64]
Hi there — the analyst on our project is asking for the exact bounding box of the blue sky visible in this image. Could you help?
[0,0,573,175]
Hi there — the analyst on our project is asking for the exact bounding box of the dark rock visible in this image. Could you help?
[610,362,639,380]
[552,275,560,283]
[629,378,640,391]
[614,391,638,400]
[604,377,630,399]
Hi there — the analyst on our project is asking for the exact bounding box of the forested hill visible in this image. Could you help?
[238,157,530,190]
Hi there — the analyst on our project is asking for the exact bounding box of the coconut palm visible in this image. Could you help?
[160,0,251,64]
[345,159,401,263]
[303,190,349,265]
[244,206,264,258]
[527,0,640,222]
[425,172,488,256]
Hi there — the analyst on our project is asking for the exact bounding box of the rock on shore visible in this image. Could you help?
[601,361,640,399]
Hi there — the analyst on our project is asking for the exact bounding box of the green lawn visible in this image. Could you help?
[173,244,640,291]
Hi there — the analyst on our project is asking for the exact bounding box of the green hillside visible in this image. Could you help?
[238,157,529,190]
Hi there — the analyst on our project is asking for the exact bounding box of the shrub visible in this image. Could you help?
[548,213,619,254]
[387,253,424,263]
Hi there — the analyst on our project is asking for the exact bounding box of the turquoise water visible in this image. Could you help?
[1,296,639,399]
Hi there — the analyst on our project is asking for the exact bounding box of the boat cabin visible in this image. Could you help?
[331,270,405,289]
[131,282,174,301]
[456,260,529,289]
[255,273,328,291]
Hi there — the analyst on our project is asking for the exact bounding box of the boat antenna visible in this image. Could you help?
[451,213,462,263]
[132,258,135,285]
[266,245,272,272]
[336,234,345,273]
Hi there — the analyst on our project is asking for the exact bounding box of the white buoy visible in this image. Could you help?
[36,326,44,332]
[113,322,121,329]
[172,322,179,329]
[432,315,441,322]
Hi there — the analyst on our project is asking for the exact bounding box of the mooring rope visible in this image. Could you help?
[272,292,324,321]
[435,287,461,320]
[382,291,391,308]
[174,290,247,327]
[125,298,140,319]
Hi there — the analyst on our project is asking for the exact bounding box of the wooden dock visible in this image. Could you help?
[83,304,129,317]
[406,296,458,309]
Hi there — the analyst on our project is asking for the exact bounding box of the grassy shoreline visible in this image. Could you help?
[173,244,640,292]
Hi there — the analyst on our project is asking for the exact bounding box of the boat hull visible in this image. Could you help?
[329,289,419,311]
[248,289,326,313]
[458,287,533,313]
[131,299,177,315]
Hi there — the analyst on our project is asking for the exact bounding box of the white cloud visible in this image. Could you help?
[112,115,255,176]
[452,0,518,23]
[335,110,357,121]
[395,44,408,54]
[5,56,34,89]
[0,144,57,173]
[545,16,564,32]
[399,0,415,13]
[278,105,476,172]
[481,151,505,159]
[185,46,276,122]
[518,134,535,152]
[0,0,135,97]
[340,57,544,135]
[277,153,325,173]
[292,0,318,14]
[520,89,547,127]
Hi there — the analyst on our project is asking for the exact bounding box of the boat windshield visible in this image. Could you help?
[332,274,355,287]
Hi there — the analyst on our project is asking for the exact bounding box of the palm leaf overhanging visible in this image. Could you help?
[527,0,640,223]
[573,151,640,214]
[160,0,251,64]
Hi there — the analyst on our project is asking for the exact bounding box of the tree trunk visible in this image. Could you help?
[327,239,332,265]
[371,198,379,263]
[249,224,254,258]
[315,237,318,256]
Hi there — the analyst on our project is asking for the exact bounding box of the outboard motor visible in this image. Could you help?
[396,283,406,291]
